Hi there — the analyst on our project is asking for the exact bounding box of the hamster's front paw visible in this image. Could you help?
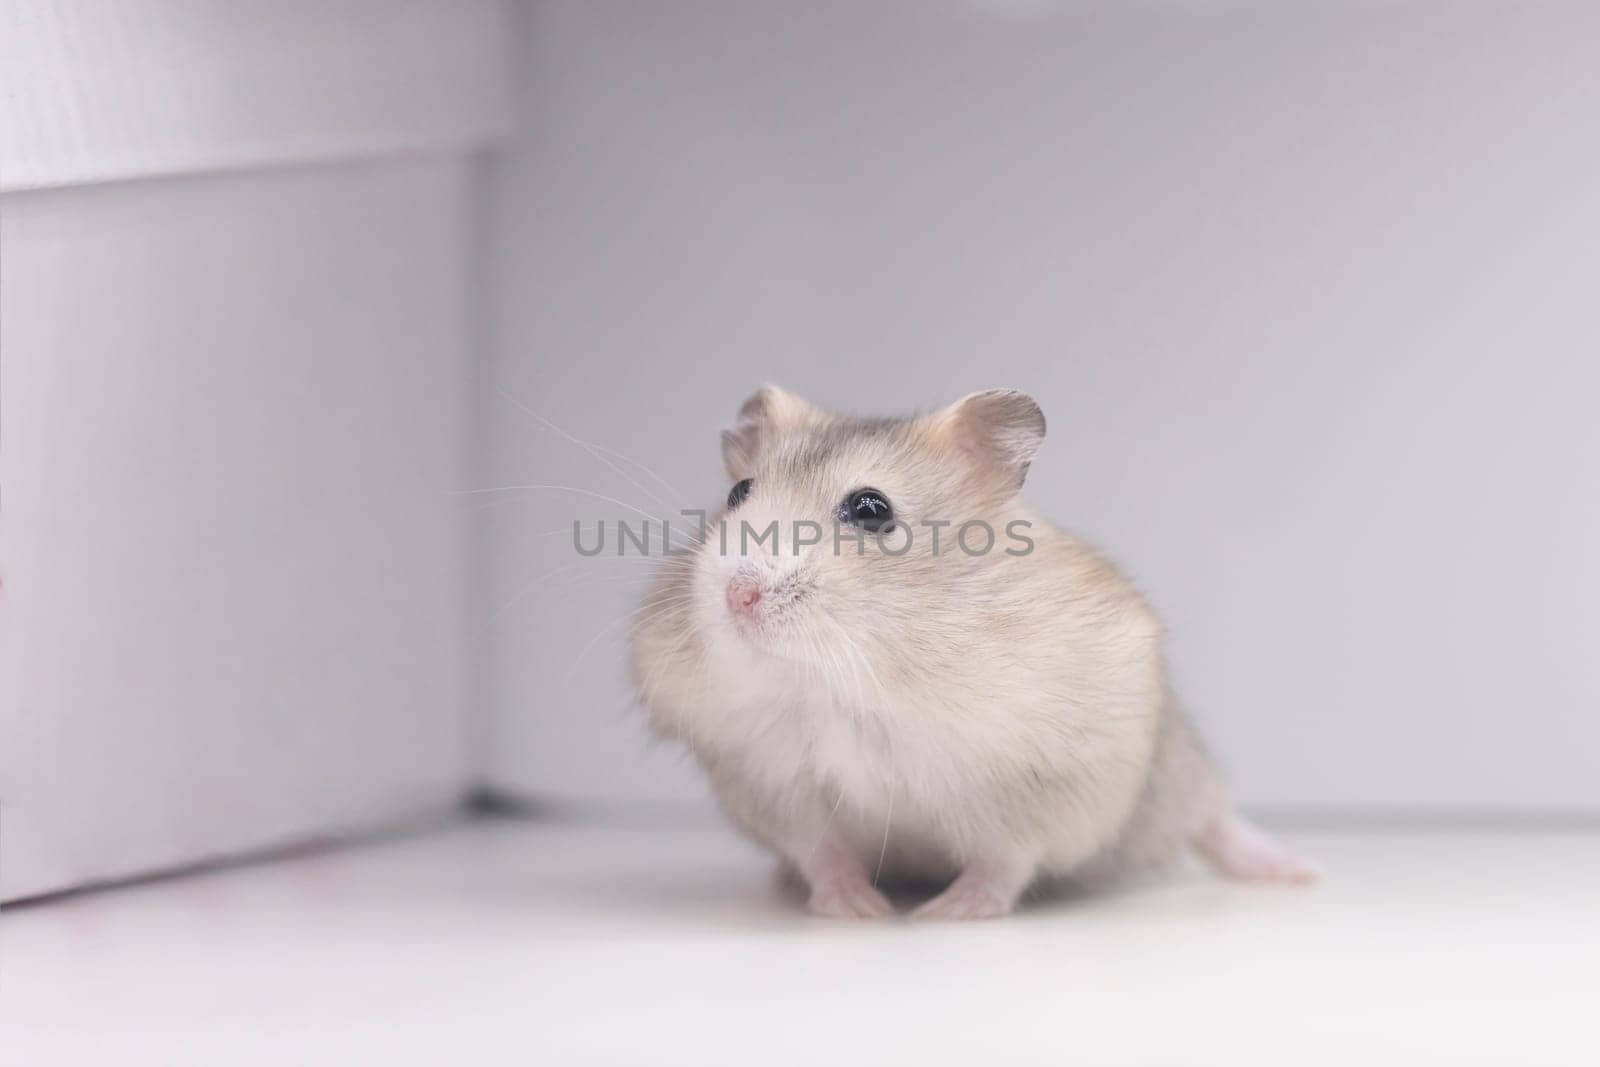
[807,880,895,919]
[798,837,897,918]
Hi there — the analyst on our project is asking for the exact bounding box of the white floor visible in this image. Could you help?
[4,819,1598,1066]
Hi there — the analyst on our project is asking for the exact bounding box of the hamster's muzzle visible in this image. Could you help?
[725,573,763,619]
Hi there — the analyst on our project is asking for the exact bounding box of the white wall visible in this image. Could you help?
[0,0,511,192]
[485,0,1600,814]
[0,0,511,900]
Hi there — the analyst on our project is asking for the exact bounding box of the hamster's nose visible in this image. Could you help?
[726,574,763,618]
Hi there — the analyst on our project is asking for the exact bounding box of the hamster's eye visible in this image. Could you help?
[727,478,753,510]
[841,487,894,533]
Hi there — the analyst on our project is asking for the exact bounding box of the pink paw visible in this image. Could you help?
[1237,847,1320,885]
[912,881,1015,921]
[1197,814,1321,885]
[808,880,895,919]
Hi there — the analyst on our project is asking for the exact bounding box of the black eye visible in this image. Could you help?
[727,478,753,510]
[841,487,894,532]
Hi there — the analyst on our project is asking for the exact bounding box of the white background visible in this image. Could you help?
[485,0,1600,814]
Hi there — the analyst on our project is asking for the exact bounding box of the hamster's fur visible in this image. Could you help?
[631,386,1315,919]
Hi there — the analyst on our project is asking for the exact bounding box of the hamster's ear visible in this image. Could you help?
[934,389,1046,493]
[721,385,818,479]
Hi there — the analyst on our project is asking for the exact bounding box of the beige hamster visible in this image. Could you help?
[631,386,1316,919]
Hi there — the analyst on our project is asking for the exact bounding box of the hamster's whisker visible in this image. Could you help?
[634,612,704,748]
[798,624,834,694]
[633,593,700,616]
[453,484,701,550]
[486,507,706,556]
[494,384,688,504]
[803,790,847,869]
[795,622,831,694]
[474,561,594,637]
[534,523,708,552]
[480,565,682,638]
[833,639,863,711]
[495,386,676,512]
[566,610,654,677]
[551,573,675,589]
[812,616,867,711]
[816,625,860,712]
[637,652,692,731]
[546,553,700,572]
[526,529,705,563]
[584,441,688,504]
[474,495,539,514]
[795,619,830,690]
[822,615,884,705]
[536,522,606,537]
[565,596,697,685]
[639,619,696,704]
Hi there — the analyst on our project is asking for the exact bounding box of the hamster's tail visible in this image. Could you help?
[1193,812,1321,884]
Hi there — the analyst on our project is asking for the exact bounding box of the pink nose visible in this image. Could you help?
[726,575,763,617]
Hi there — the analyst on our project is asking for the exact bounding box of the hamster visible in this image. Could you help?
[630,386,1316,919]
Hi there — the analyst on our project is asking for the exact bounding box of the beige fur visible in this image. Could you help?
[631,386,1312,918]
